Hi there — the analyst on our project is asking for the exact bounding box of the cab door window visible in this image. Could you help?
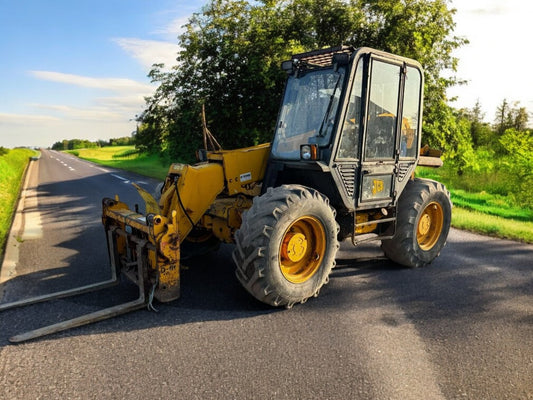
[400,66,422,158]
[338,60,363,159]
[364,61,401,160]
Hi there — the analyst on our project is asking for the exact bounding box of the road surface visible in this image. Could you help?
[0,149,532,400]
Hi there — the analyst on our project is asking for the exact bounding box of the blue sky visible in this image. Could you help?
[0,0,531,148]
[0,0,205,148]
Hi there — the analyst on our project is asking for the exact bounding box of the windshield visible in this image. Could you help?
[271,67,346,160]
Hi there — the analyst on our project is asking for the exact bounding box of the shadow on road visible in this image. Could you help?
[2,192,532,349]
[323,232,533,337]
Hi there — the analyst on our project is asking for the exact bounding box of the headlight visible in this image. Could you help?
[301,145,312,160]
[300,144,318,160]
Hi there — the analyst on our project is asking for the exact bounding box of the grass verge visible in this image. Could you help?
[0,148,36,254]
[452,207,533,243]
[417,166,533,243]
[67,146,170,180]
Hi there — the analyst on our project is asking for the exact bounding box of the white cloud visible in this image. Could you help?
[0,112,60,125]
[95,94,149,112]
[113,37,179,71]
[152,16,190,38]
[28,104,126,121]
[24,71,154,124]
[29,70,154,93]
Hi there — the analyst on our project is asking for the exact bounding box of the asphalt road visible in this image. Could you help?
[0,149,532,400]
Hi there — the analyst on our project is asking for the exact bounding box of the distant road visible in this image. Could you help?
[0,149,532,400]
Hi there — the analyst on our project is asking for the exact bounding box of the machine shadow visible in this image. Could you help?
[319,232,533,341]
[0,239,393,346]
[0,246,277,347]
[3,170,530,347]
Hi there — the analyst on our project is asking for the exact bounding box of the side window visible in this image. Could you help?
[337,61,363,159]
[400,66,422,158]
[364,61,401,160]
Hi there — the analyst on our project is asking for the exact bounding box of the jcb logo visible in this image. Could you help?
[372,179,384,195]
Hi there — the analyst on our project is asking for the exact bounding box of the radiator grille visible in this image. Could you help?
[398,163,411,182]
[338,164,356,197]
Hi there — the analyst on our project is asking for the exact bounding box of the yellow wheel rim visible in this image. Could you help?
[279,216,326,284]
[417,201,444,251]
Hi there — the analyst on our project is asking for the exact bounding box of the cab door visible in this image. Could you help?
[358,57,403,209]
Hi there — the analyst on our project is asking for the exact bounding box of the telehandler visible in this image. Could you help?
[1,46,451,342]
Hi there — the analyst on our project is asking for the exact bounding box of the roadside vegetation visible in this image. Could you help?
[417,165,533,243]
[65,146,170,180]
[0,147,37,254]
[414,100,533,242]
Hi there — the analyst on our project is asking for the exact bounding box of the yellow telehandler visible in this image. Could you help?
[1,46,451,342]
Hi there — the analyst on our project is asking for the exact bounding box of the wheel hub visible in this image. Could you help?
[279,216,326,284]
[282,232,308,262]
[418,213,432,236]
[417,202,444,251]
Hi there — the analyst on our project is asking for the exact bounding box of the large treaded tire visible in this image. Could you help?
[382,178,452,268]
[233,185,339,308]
[181,228,221,260]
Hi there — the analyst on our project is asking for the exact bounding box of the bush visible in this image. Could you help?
[499,129,533,208]
[112,149,140,158]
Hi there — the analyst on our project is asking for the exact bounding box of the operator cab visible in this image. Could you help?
[265,46,423,214]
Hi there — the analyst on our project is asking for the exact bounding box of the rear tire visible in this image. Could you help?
[181,228,220,259]
[233,185,339,308]
[382,178,451,268]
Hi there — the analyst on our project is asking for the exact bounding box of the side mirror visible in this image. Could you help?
[281,60,294,73]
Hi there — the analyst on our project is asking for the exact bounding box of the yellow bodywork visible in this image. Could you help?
[101,143,271,304]
[159,142,270,239]
[160,162,226,240]
[102,197,181,303]
[205,142,271,196]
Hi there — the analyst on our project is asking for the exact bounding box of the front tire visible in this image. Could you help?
[233,185,339,308]
[382,178,452,268]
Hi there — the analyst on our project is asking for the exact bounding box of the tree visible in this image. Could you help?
[140,0,467,161]
[458,100,493,147]
[495,99,512,135]
[493,99,530,134]
[499,128,533,208]
[513,106,529,131]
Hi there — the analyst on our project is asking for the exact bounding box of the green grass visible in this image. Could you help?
[69,146,170,180]
[452,208,533,243]
[0,148,36,254]
[112,148,140,158]
[450,190,533,221]
[417,166,533,243]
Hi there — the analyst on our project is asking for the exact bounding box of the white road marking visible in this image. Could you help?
[111,174,128,181]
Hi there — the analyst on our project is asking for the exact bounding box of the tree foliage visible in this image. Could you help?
[51,137,134,150]
[499,128,533,208]
[494,99,530,134]
[137,0,466,162]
